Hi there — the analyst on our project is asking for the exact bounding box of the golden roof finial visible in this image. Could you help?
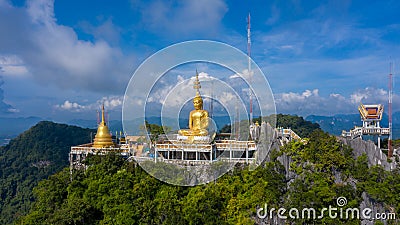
[100,103,106,125]
[193,70,201,96]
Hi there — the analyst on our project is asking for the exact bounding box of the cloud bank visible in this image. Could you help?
[275,87,399,116]
[132,0,228,37]
[55,96,123,112]
[0,0,133,94]
[0,76,17,114]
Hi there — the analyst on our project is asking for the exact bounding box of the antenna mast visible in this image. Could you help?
[388,62,393,157]
[247,13,253,124]
[235,103,240,140]
[210,80,214,119]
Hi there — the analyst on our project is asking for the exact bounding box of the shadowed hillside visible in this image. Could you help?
[0,121,94,224]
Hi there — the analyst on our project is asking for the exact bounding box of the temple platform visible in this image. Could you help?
[69,143,132,170]
[155,139,257,164]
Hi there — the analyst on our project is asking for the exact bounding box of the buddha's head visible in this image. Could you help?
[193,95,203,110]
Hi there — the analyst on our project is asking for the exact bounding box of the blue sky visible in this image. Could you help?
[0,0,400,123]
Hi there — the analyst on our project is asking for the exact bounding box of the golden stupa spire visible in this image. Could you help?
[100,104,106,125]
[193,70,202,99]
[92,103,114,148]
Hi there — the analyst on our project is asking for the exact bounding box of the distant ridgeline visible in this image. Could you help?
[0,121,94,224]
[306,112,400,139]
[0,117,42,146]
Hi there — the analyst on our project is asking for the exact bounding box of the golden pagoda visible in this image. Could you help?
[70,103,132,171]
[92,104,115,148]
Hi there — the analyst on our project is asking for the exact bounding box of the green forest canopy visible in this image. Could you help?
[1,116,399,224]
[0,121,94,224]
[19,131,400,225]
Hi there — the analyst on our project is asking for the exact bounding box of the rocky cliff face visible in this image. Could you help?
[339,137,397,171]
[257,122,279,164]
[258,122,296,182]
[259,122,398,172]
[256,123,398,225]
[339,138,397,225]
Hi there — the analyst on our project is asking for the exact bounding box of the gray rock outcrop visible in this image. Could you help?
[339,137,396,171]
[256,124,398,225]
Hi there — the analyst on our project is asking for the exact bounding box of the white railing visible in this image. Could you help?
[216,141,256,150]
[277,128,302,143]
[155,143,213,152]
[342,127,390,139]
[70,145,131,155]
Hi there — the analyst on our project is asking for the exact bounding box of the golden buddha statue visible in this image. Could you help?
[178,72,209,138]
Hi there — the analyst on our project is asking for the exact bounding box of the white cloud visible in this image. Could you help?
[55,95,123,112]
[177,75,185,83]
[78,18,122,44]
[56,100,87,112]
[0,75,17,114]
[330,93,345,101]
[98,96,123,109]
[218,92,236,106]
[27,0,55,26]
[229,69,254,80]
[7,108,20,113]
[134,0,227,37]
[350,92,368,104]
[275,87,399,116]
[229,74,240,79]
[0,0,133,93]
[0,55,29,76]
[197,71,212,80]
[350,87,388,104]
[279,89,319,103]
[144,71,248,119]
[148,71,215,106]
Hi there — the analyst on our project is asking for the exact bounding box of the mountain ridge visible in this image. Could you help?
[0,121,95,224]
[2,111,400,145]
[306,112,400,139]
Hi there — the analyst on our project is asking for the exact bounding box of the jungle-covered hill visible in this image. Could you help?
[0,121,94,224]
[2,116,399,224]
[18,131,400,224]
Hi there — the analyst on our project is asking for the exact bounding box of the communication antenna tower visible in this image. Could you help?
[247,13,253,124]
[388,62,393,157]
